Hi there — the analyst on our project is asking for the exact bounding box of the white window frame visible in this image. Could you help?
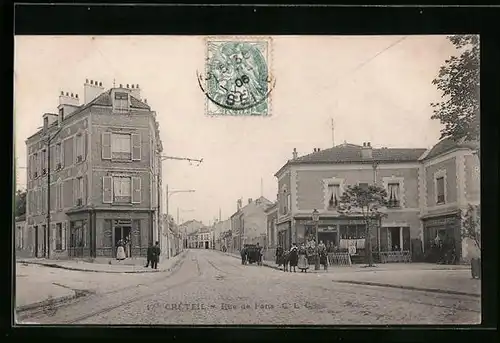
[75,133,84,163]
[111,132,132,160]
[113,91,130,113]
[382,176,405,208]
[322,177,345,210]
[434,169,447,205]
[54,142,62,169]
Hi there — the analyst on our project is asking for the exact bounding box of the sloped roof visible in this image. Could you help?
[420,138,479,160]
[91,89,151,109]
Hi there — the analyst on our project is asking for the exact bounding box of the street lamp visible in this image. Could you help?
[165,184,195,258]
[312,209,320,270]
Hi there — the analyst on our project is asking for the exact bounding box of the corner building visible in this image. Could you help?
[25,80,163,259]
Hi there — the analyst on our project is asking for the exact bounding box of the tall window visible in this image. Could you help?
[327,184,341,209]
[113,176,132,203]
[75,134,84,162]
[41,149,47,174]
[387,183,401,207]
[286,193,291,213]
[114,92,129,112]
[111,133,132,160]
[436,177,445,204]
[55,223,66,250]
[283,189,289,214]
[55,143,62,169]
[17,225,23,249]
[75,177,84,205]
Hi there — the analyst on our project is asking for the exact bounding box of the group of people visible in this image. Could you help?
[240,243,263,265]
[115,240,161,270]
[275,240,329,273]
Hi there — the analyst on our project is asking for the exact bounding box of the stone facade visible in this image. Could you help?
[24,82,162,259]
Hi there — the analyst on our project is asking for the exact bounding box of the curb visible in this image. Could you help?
[17,251,188,274]
[331,280,481,298]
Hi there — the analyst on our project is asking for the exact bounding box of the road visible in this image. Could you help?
[18,249,481,325]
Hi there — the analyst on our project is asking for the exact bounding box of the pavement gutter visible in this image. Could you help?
[220,251,479,298]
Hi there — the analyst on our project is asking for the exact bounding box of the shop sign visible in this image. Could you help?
[424,216,457,227]
[114,219,132,225]
[318,226,337,232]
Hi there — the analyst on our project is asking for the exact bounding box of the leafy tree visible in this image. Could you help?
[431,35,480,147]
[461,204,481,252]
[15,189,27,218]
[338,184,389,267]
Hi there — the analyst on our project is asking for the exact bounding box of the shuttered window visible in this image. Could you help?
[102,176,113,203]
[75,133,84,162]
[132,177,141,204]
[114,92,129,112]
[131,133,141,161]
[113,176,131,203]
[102,132,112,160]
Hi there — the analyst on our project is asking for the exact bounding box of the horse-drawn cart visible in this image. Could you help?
[244,244,263,266]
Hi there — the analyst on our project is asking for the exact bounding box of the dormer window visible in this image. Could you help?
[114,92,130,113]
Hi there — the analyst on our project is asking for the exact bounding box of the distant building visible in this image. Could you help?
[187,227,213,249]
[273,140,479,263]
[15,215,32,258]
[25,80,163,259]
[265,202,278,248]
[213,218,231,250]
[230,196,273,252]
[179,219,205,248]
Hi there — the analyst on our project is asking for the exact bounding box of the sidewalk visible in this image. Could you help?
[16,251,187,314]
[221,251,479,297]
[17,251,186,273]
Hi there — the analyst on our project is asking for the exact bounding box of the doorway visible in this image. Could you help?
[42,225,47,257]
[205,241,209,249]
[34,226,39,257]
[389,227,401,251]
[114,225,131,257]
[319,231,338,250]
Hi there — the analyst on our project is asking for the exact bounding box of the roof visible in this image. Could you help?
[275,143,427,177]
[420,138,479,161]
[27,88,151,141]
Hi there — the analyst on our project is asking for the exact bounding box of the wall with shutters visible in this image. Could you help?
[91,170,151,209]
[90,110,153,171]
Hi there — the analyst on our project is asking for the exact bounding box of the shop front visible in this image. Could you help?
[94,210,152,258]
[277,221,291,251]
[422,211,461,263]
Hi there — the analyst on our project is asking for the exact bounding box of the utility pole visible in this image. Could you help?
[331,118,335,148]
[160,154,202,258]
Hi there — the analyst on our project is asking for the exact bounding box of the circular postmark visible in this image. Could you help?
[198,40,275,115]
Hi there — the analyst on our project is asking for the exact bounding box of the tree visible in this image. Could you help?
[15,189,27,218]
[338,184,389,267]
[461,204,481,251]
[431,35,480,146]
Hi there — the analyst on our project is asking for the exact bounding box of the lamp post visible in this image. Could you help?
[165,184,195,258]
[312,209,320,270]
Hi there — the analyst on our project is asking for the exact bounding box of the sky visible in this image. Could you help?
[14,35,459,225]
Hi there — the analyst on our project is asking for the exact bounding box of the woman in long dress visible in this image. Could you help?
[288,243,299,273]
[297,243,309,272]
[318,240,328,271]
[116,240,126,261]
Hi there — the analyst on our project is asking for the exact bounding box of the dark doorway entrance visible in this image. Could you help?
[42,225,47,257]
[34,226,39,257]
[114,225,131,257]
[205,241,209,249]
[389,227,401,251]
[319,231,338,249]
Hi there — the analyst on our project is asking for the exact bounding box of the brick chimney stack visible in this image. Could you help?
[361,142,373,159]
[292,148,298,159]
[84,79,105,105]
[58,91,80,123]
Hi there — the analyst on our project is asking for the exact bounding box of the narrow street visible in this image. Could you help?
[18,249,480,325]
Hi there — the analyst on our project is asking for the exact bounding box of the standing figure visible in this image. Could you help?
[288,243,299,273]
[318,240,328,271]
[276,245,283,265]
[297,243,309,273]
[256,243,263,266]
[151,241,161,270]
[240,245,247,265]
[116,240,126,261]
[145,242,153,268]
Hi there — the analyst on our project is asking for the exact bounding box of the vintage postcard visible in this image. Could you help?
[14,35,480,325]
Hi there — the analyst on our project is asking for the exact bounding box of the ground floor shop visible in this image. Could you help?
[422,211,462,263]
[25,209,154,259]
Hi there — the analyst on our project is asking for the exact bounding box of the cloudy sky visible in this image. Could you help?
[14,35,458,224]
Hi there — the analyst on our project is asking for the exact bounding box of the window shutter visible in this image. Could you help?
[103,176,113,203]
[132,177,141,204]
[131,133,141,161]
[60,142,65,168]
[51,223,56,248]
[102,132,112,160]
[62,222,67,250]
[83,175,88,204]
[83,132,87,161]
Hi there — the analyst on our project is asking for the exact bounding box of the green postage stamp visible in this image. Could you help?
[199,36,274,117]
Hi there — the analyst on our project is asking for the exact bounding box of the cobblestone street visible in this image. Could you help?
[17,249,481,325]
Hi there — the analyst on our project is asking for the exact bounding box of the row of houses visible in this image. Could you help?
[14,80,180,260]
[214,138,480,264]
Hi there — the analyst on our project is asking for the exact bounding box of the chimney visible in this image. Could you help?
[292,148,298,159]
[58,91,80,121]
[128,83,141,100]
[237,199,242,211]
[362,141,373,159]
[248,198,253,205]
[84,79,105,105]
[313,148,317,152]
[317,148,321,151]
